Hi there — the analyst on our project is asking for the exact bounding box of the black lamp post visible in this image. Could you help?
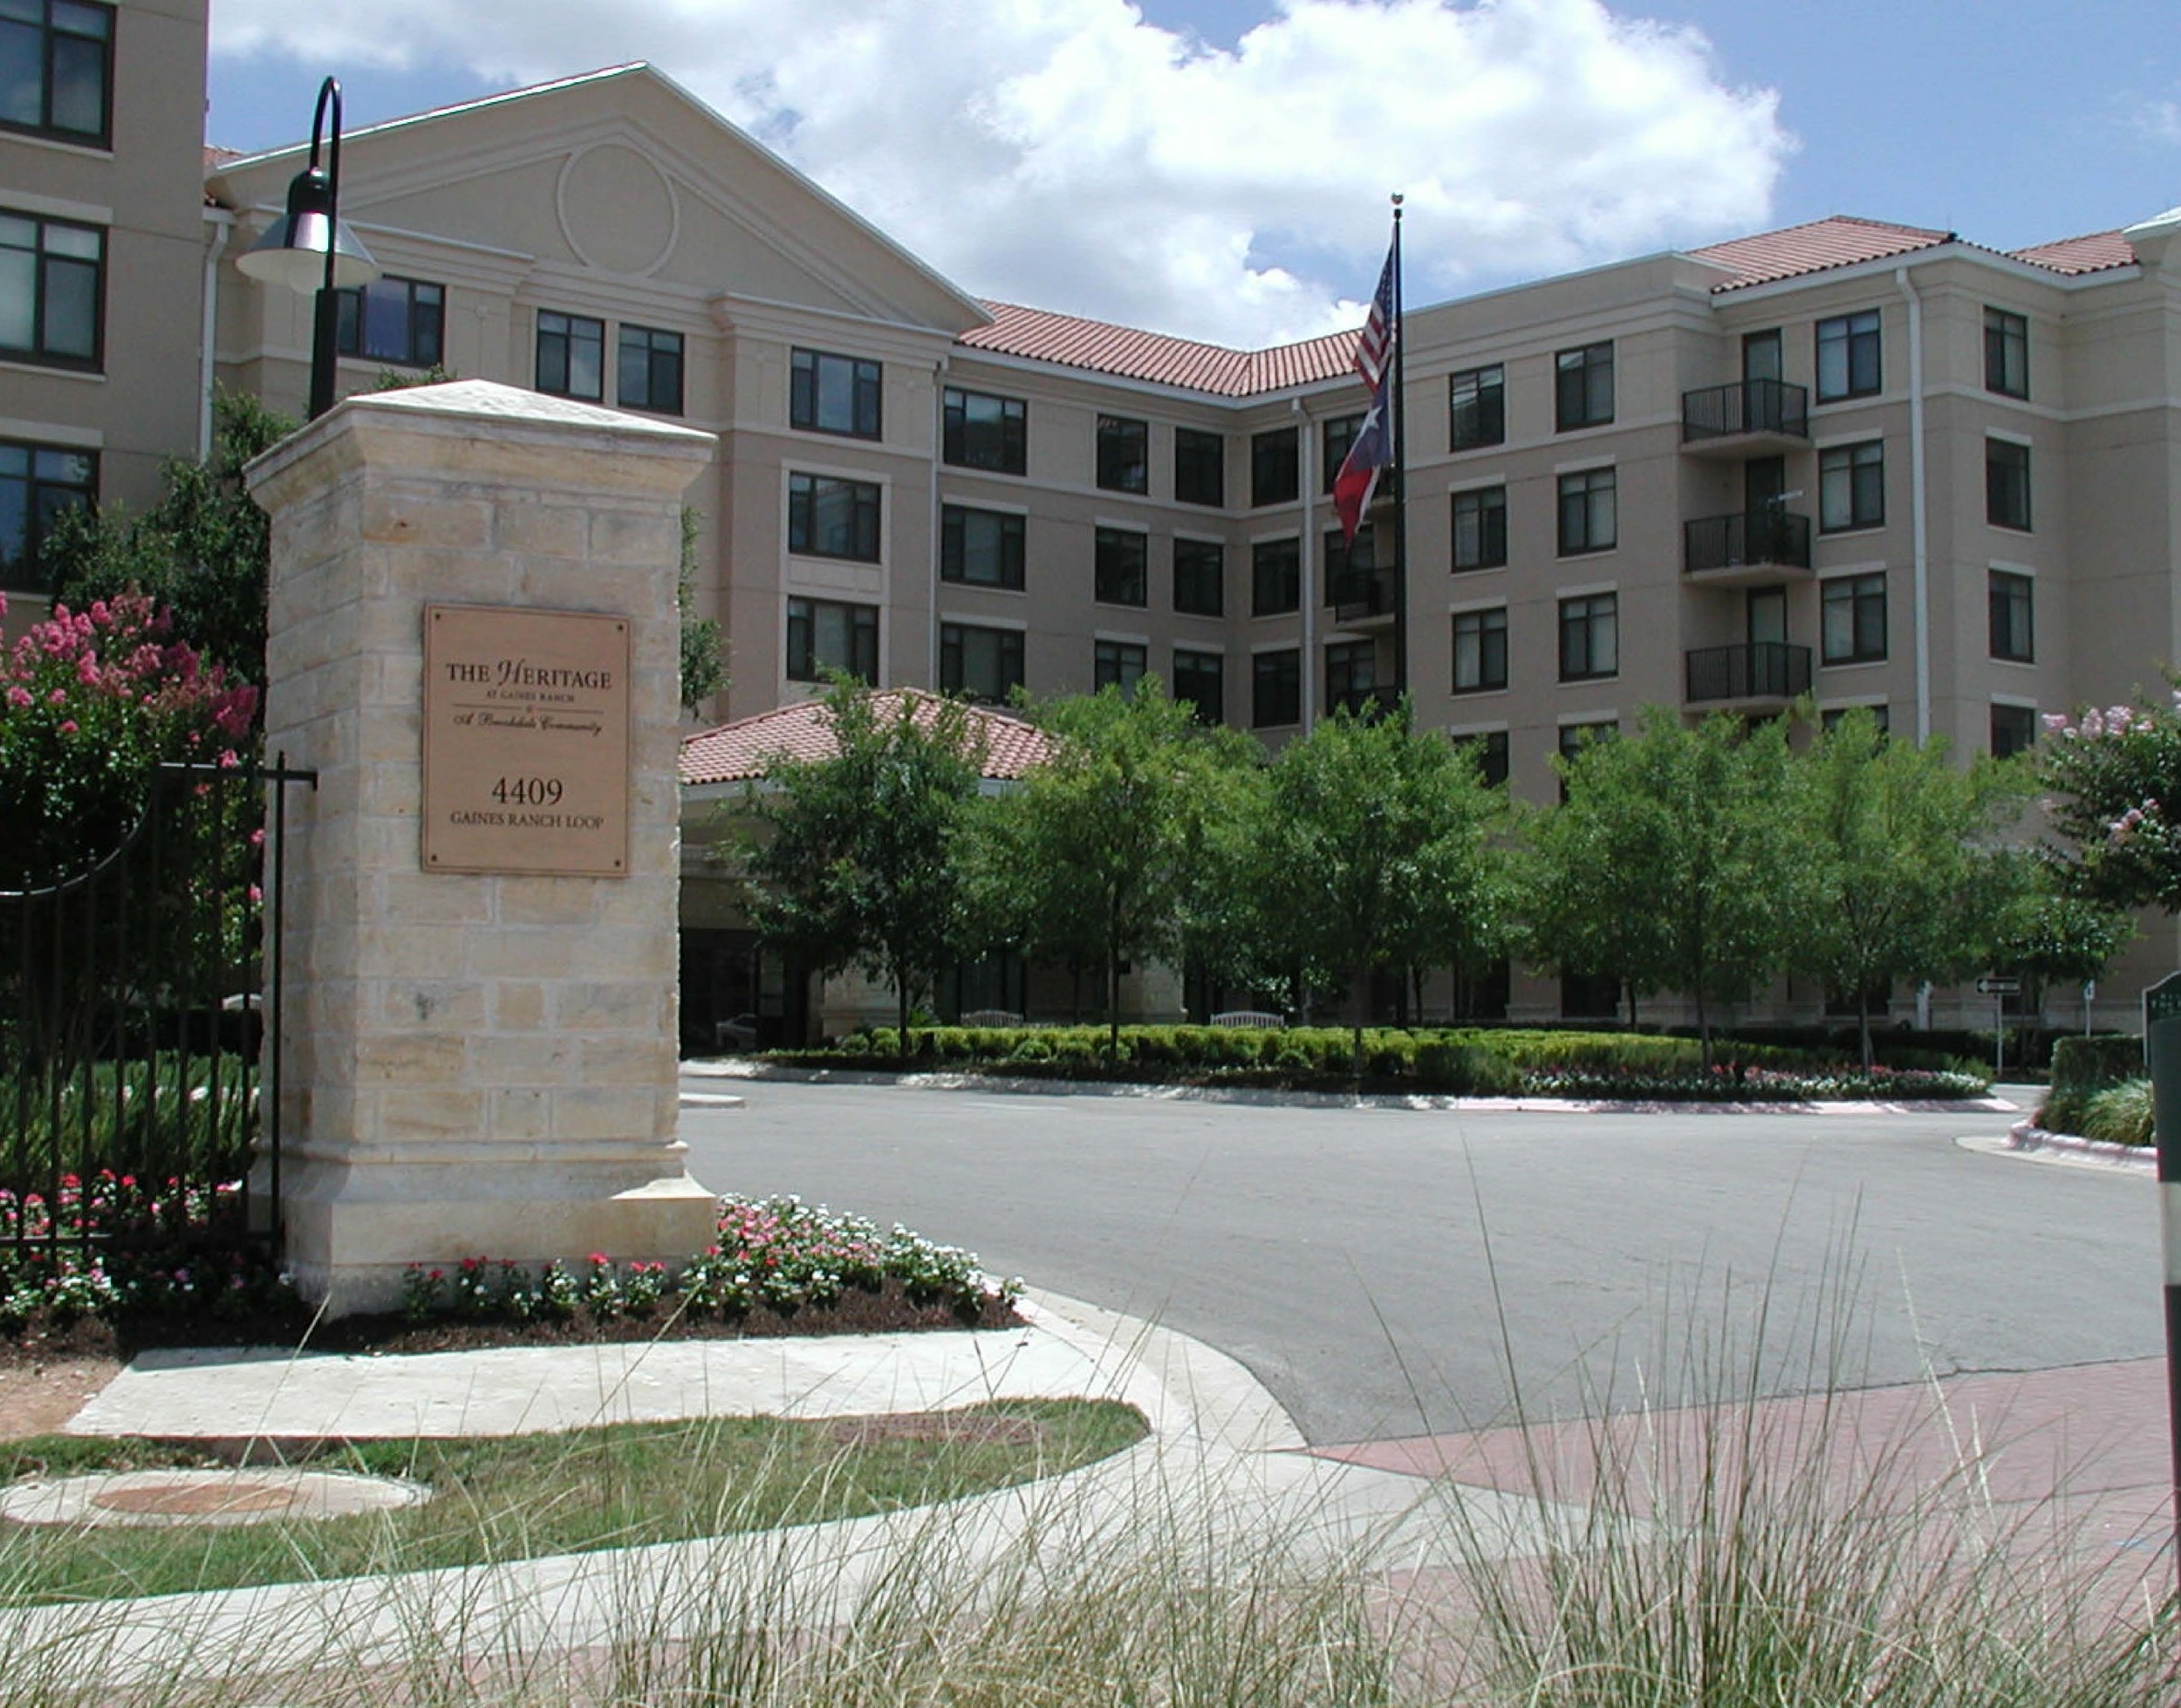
[235,78,379,420]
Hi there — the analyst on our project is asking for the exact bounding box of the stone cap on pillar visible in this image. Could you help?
[246,379,720,510]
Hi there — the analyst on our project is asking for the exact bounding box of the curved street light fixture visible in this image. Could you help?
[236,77,379,420]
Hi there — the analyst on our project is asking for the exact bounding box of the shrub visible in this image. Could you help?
[1008,1035,1053,1063]
[2050,1033,2142,1092]
[2081,1078,2155,1147]
[1415,1040,1523,1095]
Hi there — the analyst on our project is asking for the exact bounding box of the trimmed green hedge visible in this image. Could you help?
[2050,1034,2142,1093]
[775,1025,1989,1100]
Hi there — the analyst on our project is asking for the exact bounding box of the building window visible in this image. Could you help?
[1555,341,1613,431]
[943,386,1026,474]
[0,209,99,367]
[1821,573,1887,664]
[940,504,1024,590]
[0,0,110,145]
[1453,486,1507,571]
[1324,524,1377,603]
[1096,414,1146,493]
[1173,648,1223,724]
[1985,307,2028,400]
[535,310,604,400]
[1453,607,1508,693]
[1094,526,1148,607]
[1556,468,1616,555]
[1251,427,1298,507]
[1322,413,1362,493]
[1252,536,1300,616]
[1991,701,2037,760]
[1558,593,1617,681]
[1253,648,1301,728]
[1815,309,1881,401]
[1095,639,1147,695]
[790,348,881,440]
[1450,364,1505,451]
[1986,439,2032,531]
[335,276,444,368]
[0,438,93,594]
[1989,569,2034,662]
[785,597,879,682]
[617,325,684,414]
[787,471,880,562]
[940,622,1024,702]
[1326,639,1376,714]
[1818,440,1884,532]
[1462,728,1510,788]
[1821,703,1890,736]
[1174,427,1224,507]
[1173,537,1223,616]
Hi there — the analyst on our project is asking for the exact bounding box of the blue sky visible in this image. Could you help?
[206,0,2180,346]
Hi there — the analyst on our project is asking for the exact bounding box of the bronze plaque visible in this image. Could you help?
[421,605,631,877]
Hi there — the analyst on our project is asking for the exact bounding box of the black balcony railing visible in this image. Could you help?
[1680,378,1809,443]
[1330,567,1398,622]
[1683,509,1814,575]
[1685,641,1811,703]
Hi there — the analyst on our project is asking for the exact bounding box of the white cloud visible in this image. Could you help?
[209,0,1789,346]
[2130,95,2181,146]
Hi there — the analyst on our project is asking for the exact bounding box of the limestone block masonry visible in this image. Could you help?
[248,380,721,1314]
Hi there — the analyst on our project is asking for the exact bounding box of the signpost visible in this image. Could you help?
[2143,969,2181,1582]
[1975,976,2019,1078]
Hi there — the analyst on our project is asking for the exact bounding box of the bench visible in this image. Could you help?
[959,1009,1025,1028]
[1209,1010,1285,1029]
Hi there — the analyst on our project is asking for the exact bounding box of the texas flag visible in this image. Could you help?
[1332,373,1392,542]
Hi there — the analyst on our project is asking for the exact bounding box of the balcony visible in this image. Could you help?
[1685,641,1811,707]
[1680,378,1809,453]
[1683,509,1813,583]
[1329,566,1398,628]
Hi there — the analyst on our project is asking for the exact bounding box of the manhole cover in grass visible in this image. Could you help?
[823,1412,1047,1446]
[1,1469,430,1528]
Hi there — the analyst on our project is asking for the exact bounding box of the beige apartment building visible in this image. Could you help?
[11,40,2181,1031]
[0,0,209,625]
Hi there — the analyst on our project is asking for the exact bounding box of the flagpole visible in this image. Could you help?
[1388,193,1408,705]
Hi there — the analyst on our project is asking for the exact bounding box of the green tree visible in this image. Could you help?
[735,682,984,1050]
[1986,854,2135,1024]
[676,506,726,714]
[1526,709,1796,1066]
[1255,700,1505,1073]
[44,389,294,687]
[1792,707,2028,1068]
[979,680,1248,1054]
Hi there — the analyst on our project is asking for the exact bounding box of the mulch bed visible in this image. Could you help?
[0,1278,1025,1372]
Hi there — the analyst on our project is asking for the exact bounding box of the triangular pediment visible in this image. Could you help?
[209,64,988,336]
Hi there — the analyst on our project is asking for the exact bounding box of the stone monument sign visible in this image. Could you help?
[248,379,718,1313]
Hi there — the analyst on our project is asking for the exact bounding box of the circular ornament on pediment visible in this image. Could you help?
[556,142,680,277]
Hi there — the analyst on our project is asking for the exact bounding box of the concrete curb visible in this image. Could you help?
[1952,1119,2156,1176]
[685,1059,2013,1118]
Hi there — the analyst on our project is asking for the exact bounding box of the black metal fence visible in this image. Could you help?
[0,757,311,1261]
[1685,641,1813,704]
[1680,378,1810,442]
[1684,509,1814,575]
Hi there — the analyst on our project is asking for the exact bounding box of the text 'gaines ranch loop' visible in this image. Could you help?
[421,605,633,877]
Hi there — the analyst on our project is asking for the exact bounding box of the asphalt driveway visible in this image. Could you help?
[677,1079,2158,1446]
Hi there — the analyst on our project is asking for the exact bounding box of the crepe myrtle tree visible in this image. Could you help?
[1254,698,1506,1076]
[2037,686,2181,914]
[1525,707,1797,1069]
[735,680,986,1053]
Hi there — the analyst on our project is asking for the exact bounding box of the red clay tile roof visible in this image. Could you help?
[961,301,1357,398]
[680,689,1054,787]
[1688,215,1955,290]
[2007,229,2137,277]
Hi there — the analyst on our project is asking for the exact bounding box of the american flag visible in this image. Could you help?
[1353,246,1395,392]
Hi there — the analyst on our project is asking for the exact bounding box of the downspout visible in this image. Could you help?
[1298,395,1316,732]
[199,208,234,460]
[1895,264,1931,744]
[1897,264,1932,1034]
[930,354,946,691]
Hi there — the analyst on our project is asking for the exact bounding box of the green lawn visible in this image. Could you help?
[0,1398,1145,1606]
